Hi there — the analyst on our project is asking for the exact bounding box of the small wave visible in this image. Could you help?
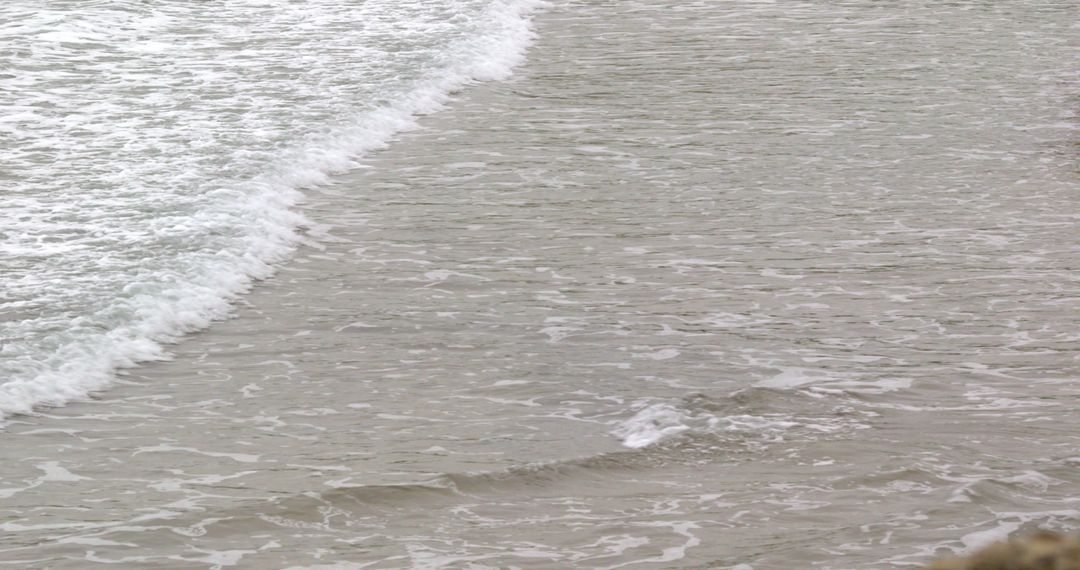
[33,444,719,549]
[0,0,545,422]
[612,403,712,449]
[610,389,866,449]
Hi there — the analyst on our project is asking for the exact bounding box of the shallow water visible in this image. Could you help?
[2,0,1080,568]
[0,0,538,417]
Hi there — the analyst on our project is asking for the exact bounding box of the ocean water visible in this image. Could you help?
[1,0,539,418]
[2,0,1080,568]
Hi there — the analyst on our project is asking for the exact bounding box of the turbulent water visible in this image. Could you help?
[2,0,1080,568]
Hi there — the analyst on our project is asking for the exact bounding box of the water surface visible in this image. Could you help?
[2,1,1079,568]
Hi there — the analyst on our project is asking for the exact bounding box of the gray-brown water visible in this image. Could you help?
[3,1,1080,568]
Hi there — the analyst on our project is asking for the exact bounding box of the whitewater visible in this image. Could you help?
[0,0,542,420]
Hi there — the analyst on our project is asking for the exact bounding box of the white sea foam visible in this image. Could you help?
[0,0,544,421]
[610,397,841,449]
[613,404,698,448]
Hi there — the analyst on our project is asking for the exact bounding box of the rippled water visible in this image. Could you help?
[0,0,537,417]
[2,0,1079,568]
